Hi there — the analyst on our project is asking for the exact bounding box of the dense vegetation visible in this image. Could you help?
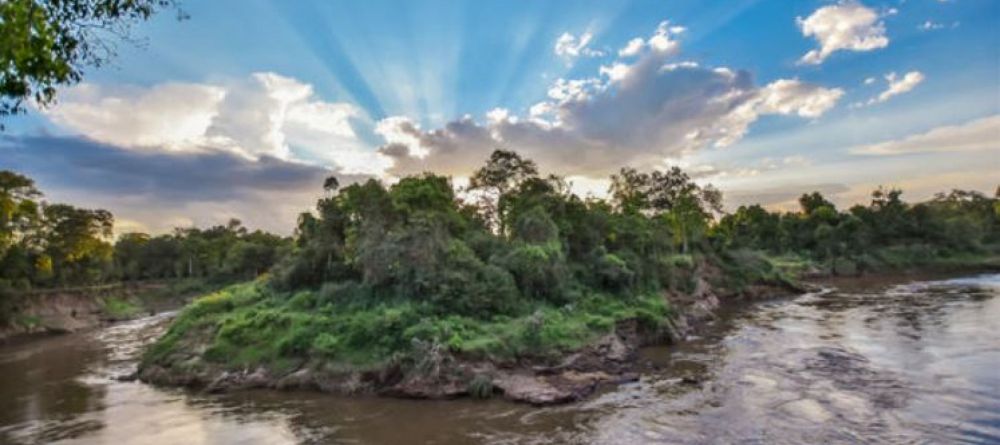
[7,149,999,375]
[148,151,744,369]
[717,187,1000,274]
[0,170,290,321]
[148,150,1000,375]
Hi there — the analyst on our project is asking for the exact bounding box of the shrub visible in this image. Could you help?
[499,241,569,304]
[594,252,635,291]
[468,374,495,399]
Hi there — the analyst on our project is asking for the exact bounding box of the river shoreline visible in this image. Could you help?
[137,260,1000,406]
[0,280,218,343]
[135,276,805,406]
[3,270,998,444]
[4,263,993,406]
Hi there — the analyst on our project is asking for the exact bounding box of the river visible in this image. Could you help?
[1,273,998,444]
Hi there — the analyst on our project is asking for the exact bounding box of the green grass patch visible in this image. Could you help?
[102,297,141,319]
[15,315,41,328]
[142,282,672,371]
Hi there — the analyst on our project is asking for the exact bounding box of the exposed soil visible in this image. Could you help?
[0,282,190,343]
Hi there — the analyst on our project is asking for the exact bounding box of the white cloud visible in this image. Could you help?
[618,38,644,57]
[599,62,630,82]
[486,107,514,124]
[43,73,387,175]
[875,71,924,103]
[755,78,844,118]
[919,20,944,31]
[864,77,877,85]
[854,71,925,107]
[377,21,842,177]
[554,31,605,61]
[44,82,226,150]
[797,1,889,65]
[647,21,682,54]
[849,115,1000,155]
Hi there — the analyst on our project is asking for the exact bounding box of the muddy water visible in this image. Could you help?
[1,273,998,444]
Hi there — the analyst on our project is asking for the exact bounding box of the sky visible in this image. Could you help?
[1,0,997,235]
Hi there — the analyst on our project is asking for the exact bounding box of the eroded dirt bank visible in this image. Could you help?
[0,282,188,342]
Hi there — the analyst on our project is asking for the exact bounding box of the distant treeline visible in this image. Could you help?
[716,187,1000,272]
[0,171,290,292]
[3,157,998,303]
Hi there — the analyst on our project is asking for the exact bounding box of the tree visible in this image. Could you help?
[0,0,183,125]
[798,191,835,215]
[39,203,114,283]
[468,149,538,235]
[323,176,339,193]
[609,167,651,215]
[0,170,41,257]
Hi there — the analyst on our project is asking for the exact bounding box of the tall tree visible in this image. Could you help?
[0,171,41,257]
[468,150,538,236]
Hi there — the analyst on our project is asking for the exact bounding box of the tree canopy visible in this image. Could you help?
[0,170,290,293]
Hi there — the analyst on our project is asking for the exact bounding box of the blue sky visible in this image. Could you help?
[1,0,997,234]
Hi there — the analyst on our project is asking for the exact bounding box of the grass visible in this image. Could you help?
[756,244,1000,279]
[15,315,41,328]
[142,281,672,373]
[764,253,819,278]
[102,297,141,319]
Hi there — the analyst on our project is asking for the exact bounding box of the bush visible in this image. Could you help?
[468,374,495,399]
[832,258,858,276]
[430,241,521,316]
[594,252,635,291]
[102,297,140,319]
[498,241,569,304]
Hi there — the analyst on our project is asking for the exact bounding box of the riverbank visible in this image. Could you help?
[766,248,1000,280]
[0,279,220,342]
[5,271,996,443]
[136,250,1000,405]
[137,255,804,405]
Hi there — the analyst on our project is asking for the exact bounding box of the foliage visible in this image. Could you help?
[4,148,990,376]
[714,187,1000,274]
[0,170,291,324]
[142,282,672,369]
[102,297,139,319]
[0,0,183,125]
[0,169,291,291]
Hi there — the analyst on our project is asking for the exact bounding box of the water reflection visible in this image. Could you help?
[0,274,998,444]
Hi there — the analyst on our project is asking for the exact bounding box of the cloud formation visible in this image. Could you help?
[853,71,925,107]
[724,183,851,210]
[849,115,1000,156]
[873,71,925,103]
[797,1,889,65]
[44,82,226,150]
[0,135,370,234]
[377,21,842,177]
[554,31,605,61]
[919,20,944,31]
[42,73,387,175]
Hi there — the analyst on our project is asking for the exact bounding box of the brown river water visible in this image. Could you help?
[1,273,998,444]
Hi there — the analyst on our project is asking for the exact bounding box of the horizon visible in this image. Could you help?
[1,0,997,235]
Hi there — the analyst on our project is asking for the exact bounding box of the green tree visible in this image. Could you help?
[0,170,41,257]
[468,149,538,236]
